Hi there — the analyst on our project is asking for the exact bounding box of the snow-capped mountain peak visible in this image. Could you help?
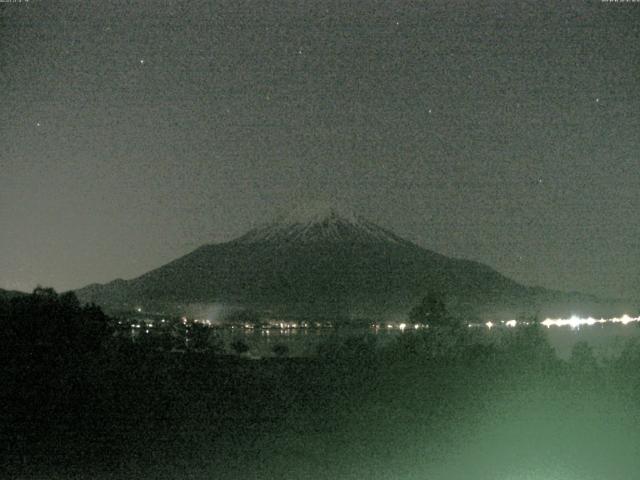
[273,203,359,227]
[235,204,406,245]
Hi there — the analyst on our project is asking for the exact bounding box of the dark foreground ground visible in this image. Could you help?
[4,325,640,480]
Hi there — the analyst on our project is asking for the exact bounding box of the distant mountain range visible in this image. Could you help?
[75,206,630,320]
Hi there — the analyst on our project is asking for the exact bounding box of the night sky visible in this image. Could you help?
[2,1,639,301]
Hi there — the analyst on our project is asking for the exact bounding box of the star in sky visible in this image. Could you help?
[2,0,639,301]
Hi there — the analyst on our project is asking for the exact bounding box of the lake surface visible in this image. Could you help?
[206,322,640,359]
[544,323,640,359]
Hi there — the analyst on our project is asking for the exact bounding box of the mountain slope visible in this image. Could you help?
[75,207,623,319]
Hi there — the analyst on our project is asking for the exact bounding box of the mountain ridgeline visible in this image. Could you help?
[75,208,624,320]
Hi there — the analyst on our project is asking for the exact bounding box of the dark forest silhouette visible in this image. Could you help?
[3,287,640,478]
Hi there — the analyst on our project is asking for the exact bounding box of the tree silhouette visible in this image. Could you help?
[502,320,555,369]
[570,340,599,375]
[0,287,112,435]
[272,343,289,358]
[409,291,450,327]
[1,288,110,358]
[231,338,249,356]
[207,332,225,355]
[188,323,210,351]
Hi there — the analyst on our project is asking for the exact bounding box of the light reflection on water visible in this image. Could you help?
[208,322,640,359]
[212,326,400,357]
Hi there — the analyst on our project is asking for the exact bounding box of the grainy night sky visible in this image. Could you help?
[1,1,638,300]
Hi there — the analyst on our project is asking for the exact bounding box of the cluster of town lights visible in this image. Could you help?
[480,314,640,330]
[540,314,640,329]
[129,314,640,332]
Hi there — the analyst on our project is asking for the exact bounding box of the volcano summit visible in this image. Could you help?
[76,207,619,320]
